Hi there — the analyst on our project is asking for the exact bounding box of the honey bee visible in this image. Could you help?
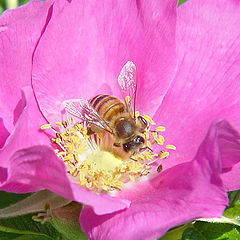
[64,61,148,154]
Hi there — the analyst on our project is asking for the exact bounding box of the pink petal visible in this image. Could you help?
[80,120,230,239]
[0,145,130,215]
[196,120,240,173]
[0,0,54,132]
[0,87,49,167]
[221,162,240,191]
[154,0,240,173]
[32,0,177,122]
[201,120,240,191]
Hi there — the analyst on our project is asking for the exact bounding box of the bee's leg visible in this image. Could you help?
[87,123,103,135]
[87,126,95,135]
[113,142,121,147]
[138,116,149,132]
[139,146,152,152]
[129,152,137,161]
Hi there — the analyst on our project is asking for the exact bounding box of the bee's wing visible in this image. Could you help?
[118,61,137,119]
[63,99,113,133]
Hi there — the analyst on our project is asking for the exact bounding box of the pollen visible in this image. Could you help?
[142,115,156,125]
[165,144,177,150]
[155,126,166,132]
[40,113,176,193]
[160,151,169,159]
[40,124,52,130]
[135,111,140,117]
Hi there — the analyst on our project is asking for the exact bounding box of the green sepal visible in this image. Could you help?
[50,218,86,240]
[49,202,87,240]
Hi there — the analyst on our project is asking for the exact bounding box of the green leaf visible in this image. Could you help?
[160,224,190,240]
[196,222,240,240]
[0,191,31,209]
[0,192,56,239]
[223,205,240,227]
[178,0,188,6]
[181,222,240,240]
[181,227,204,240]
[0,0,6,10]
[18,0,30,6]
[0,231,20,240]
[198,216,240,227]
[11,234,51,240]
[0,213,59,240]
[0,190,71,219]
[228,190,240,207]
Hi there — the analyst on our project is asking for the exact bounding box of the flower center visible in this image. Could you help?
[41,113,175,193]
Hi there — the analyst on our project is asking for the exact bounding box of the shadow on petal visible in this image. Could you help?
[0,118,10,149]
[0,167,7,183]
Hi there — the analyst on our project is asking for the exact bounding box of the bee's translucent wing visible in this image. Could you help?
[63,99,113,133]
[118,61,137,119]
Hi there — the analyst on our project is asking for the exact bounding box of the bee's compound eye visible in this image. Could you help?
[123,142,131,152]
[133,136,144,144]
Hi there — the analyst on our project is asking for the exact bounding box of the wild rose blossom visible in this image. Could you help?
[0,0,240,239]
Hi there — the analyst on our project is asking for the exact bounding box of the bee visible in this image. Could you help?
[64,61,148,155]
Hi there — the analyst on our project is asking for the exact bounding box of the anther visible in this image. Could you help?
[56,132,62,140]
[40,124,52,130]
[157,164,162,173]
[62,121,68,128]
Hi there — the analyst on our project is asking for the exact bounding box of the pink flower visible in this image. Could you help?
[0,0,240,239]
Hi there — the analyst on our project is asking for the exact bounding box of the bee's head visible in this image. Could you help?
[123,135,145,153]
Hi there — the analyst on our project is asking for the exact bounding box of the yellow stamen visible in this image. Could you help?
[144,131,149,140]
[129,175,135,182]
[151,131,157,139]
[165,144,176,150]
[62,121,68,128]
[155,126,166,132]
[160,151,169,159]
[41,108,175,193]
[156,135,165,145]
[68,116,73,125]
[40,124,52,130]
[142,115,156,125]
[55,122,63,127]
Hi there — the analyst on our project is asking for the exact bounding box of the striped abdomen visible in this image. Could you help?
[89,94,125,121]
